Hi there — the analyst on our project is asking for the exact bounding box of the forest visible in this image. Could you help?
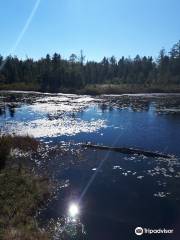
[0,40,180,93]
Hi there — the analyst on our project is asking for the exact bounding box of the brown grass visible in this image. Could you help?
[0,135,52,239]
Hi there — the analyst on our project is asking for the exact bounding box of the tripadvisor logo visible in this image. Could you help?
[135,227,174,236]
[135,227,143,236]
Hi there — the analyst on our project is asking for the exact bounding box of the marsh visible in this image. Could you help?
[0,91,180,240]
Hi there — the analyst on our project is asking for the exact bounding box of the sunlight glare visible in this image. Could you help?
[68,203,79,218]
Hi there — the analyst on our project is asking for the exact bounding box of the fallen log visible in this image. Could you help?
[82,144,171,159]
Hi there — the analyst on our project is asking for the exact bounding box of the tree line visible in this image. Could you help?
[0,41,180,92]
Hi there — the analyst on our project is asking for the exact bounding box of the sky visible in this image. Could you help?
[0,0,179,61]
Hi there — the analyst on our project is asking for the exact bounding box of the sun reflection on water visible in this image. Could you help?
[0,94,107,138]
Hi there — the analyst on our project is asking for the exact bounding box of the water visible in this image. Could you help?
[0,91,180,239]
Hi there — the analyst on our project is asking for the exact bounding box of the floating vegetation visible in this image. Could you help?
[0,93,107,138]
[154,192,171,198]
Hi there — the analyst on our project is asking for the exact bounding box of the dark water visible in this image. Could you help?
[0,91,180,240]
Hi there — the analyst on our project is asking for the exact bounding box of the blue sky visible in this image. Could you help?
[0,0,179,61]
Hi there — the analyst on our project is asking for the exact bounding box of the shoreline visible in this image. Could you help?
[1,84,180,96]
[0,135,53,240]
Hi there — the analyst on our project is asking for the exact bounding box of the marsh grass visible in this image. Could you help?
[1,83,180,95]
[0,82,40,92]
[0,135,51,240]
[0,135,39,170]
[82,84,180,95]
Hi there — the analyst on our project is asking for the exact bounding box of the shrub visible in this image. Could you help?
[0,136,11,170]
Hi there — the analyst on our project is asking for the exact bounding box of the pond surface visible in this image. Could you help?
[0,91,180,240]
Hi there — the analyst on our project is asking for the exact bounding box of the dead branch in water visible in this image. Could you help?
[82,143,171,159]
